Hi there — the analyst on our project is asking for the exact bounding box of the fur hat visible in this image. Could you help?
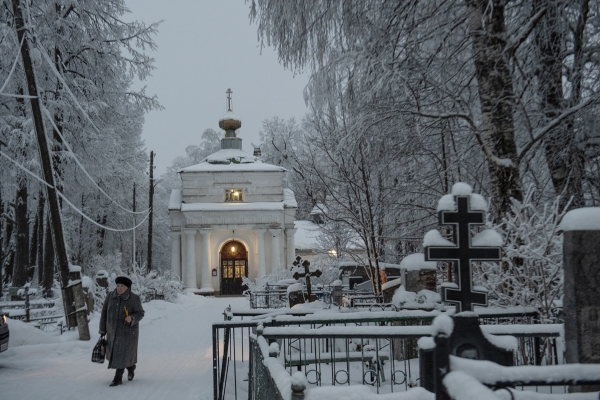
[115,276,132,288]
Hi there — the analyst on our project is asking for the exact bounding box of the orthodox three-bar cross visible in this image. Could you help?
[424,196,501,312]
[292,256,321,298]
[226,88,233,111]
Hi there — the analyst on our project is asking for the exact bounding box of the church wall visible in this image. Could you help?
[181,171,285,203]
[199,228,257,291]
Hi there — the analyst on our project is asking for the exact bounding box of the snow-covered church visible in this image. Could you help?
[168,94,298,295]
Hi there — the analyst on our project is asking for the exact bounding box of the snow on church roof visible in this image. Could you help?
[178,149,286,173]
[169,189,182,210]
[181,202,285,212]
[294,220,322,250]
[283,188,297,208]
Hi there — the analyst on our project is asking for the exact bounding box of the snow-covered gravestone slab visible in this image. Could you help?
[561,207,600,392]
[287,282,305,308]
[400,253,437,294]
[418,313,514,393]
[424,189,501,312]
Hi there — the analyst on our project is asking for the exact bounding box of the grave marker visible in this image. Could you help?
[292,256,321,301]
[561,207,600,392]
[425,196,501,312]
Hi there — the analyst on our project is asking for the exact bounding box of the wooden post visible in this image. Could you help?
[147,151,154,271]
[12,0,89,340]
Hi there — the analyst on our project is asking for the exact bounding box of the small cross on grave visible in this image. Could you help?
[292,256,322,300]
[425,196,501,312]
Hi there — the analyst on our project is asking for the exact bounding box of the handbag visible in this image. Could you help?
[91,335,106,363]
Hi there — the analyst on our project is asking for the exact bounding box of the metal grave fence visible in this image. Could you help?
[213,308,563,400]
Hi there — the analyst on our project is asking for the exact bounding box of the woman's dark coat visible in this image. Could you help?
[99,288,145,369]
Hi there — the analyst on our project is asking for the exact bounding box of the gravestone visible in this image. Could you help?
[95,270,109,291]
[292,256,321,301]
[561,208,600,393]
[419,313,514,393]
[400,253,437,294]
[288,288,305,308]
[332,280,343,306]
[424,195,501,312]
[382,278,401,303]
[420,185,512,392]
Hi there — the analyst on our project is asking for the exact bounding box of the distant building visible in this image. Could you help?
[168,90,297,295]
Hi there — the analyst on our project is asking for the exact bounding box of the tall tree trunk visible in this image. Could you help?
[36,191,45,286]
[13,0,90,337]
[29,210,38,282]
[0,173,4,293]
[42,214,54,297]
[96,212,107,255]
[76,194,84,266]
[2,213,15,286]
[536,0,586,209]
[13,179,29,287]
[466,0,523,220]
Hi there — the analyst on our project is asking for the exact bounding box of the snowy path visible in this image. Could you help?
[0,294,247,400]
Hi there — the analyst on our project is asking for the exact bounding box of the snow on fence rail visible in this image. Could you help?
[213,309,562,400]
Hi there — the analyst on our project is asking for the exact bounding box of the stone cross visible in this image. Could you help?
[425,196,501,312]
[292,256,321,299]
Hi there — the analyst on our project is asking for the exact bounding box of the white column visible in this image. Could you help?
[285,228,297,268]
[270,227,281,272]
[183,229,198,290]
[168,231,181,280]
[199,228,214,292]
[255,228,267,278]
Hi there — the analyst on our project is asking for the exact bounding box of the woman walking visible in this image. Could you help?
[99,276,145,386]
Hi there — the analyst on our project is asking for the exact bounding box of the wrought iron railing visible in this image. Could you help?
[213,308,563,400]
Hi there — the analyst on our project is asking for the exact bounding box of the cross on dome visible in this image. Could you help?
[226,88,233,111]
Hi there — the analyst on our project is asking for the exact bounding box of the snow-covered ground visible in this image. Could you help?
[0,294,248,400]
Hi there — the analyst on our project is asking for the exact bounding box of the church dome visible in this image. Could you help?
[219,110,241,131]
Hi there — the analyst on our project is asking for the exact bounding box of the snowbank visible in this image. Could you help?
[3,318,62,347]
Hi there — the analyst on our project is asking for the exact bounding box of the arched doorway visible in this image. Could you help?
[220,240,248,295]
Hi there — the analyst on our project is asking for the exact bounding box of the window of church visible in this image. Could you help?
[225,189,243,202]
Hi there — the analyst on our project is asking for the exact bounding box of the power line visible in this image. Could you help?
[42,107,150,215]
[0,149,150,232]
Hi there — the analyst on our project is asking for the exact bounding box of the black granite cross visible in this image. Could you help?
[292,256,322,299]
[425,196,501,312]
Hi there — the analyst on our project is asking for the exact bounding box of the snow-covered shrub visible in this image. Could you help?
[128,268,184,303]
[242,268,295,293]
[475,188,568,322]
[87,252,124,278]
[87,267,183,312]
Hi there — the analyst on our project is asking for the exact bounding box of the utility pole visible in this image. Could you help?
[0,139,4,298]
[147,151,154,271]
[12,0,89,339]
[132,183,136,272]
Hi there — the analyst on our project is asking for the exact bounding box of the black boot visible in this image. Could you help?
[109,369,124,386]
[127,365,136,381]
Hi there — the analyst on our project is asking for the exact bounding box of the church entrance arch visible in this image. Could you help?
[220,240,248,295]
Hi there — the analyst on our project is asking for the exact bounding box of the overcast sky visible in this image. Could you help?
[124,0,309,175]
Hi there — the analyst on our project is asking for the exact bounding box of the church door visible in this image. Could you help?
[220,241,248,295]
